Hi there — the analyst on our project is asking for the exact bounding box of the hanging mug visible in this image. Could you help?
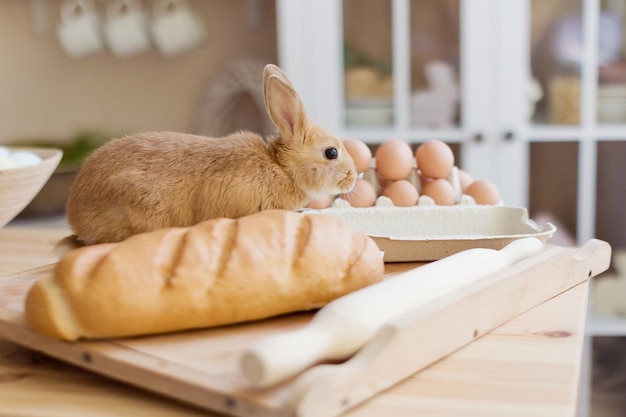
[150,0,206,57]
[57,0,104,58]
[103,0,151,57]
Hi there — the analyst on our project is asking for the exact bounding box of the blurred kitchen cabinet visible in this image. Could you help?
[276,1,626,416]
[276,0,528,206]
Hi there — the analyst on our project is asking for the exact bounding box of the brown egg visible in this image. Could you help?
[343,139,372,173]
[340,178,377,207]
[382,180,419,206]
[415,140,454,179]
[465,179,500,205]
[457,169,473,192]
[374,139,414,181]
[306,195,333,209]
[421,179,456,205]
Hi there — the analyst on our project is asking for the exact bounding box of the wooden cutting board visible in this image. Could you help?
[0,240,611,417]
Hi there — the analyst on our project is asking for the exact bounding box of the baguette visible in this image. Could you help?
[25,210,384,341]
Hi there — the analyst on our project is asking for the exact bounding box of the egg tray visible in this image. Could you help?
[305,154,555,262]
[306,203,556,262]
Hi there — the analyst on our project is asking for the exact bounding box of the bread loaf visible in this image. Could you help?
[25,210,384,341]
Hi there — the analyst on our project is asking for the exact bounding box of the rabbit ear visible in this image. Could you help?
[263,65,308,140]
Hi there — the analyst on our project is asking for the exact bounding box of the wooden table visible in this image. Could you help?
[0,227,589,417]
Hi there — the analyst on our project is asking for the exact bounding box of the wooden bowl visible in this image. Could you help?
[0,147,63,228]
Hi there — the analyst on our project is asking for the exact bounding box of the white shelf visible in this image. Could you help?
[528,125,626,141]
[340,127,465,143]
[587,311,626,337]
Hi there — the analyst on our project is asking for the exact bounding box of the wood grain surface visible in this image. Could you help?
[0,227,596,417]
[0,228,68,276]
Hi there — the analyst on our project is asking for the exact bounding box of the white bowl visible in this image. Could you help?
[0,147,63,228]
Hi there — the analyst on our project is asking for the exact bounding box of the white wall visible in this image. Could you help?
[0,0,277,145]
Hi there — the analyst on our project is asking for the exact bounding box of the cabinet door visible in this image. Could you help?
[276,0,344,131]
[525,0,587,242]
[524,0,626,251]
[460,0,530,208]
[276,0,519,200]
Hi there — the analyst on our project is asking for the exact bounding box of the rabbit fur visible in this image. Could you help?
[66,64,357,244]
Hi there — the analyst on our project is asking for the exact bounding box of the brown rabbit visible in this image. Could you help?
[66,64,357,244]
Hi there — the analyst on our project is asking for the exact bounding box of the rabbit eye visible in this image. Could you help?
[324,147,338,160]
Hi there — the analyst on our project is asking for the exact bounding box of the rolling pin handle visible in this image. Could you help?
[499,237,544,263]
[241,324,333,387]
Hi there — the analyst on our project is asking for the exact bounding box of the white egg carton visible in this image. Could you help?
[306,201,556,262]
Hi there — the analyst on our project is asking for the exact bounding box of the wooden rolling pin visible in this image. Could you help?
[240,237,544,387]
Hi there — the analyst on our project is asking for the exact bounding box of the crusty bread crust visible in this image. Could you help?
[25,210,384,340]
